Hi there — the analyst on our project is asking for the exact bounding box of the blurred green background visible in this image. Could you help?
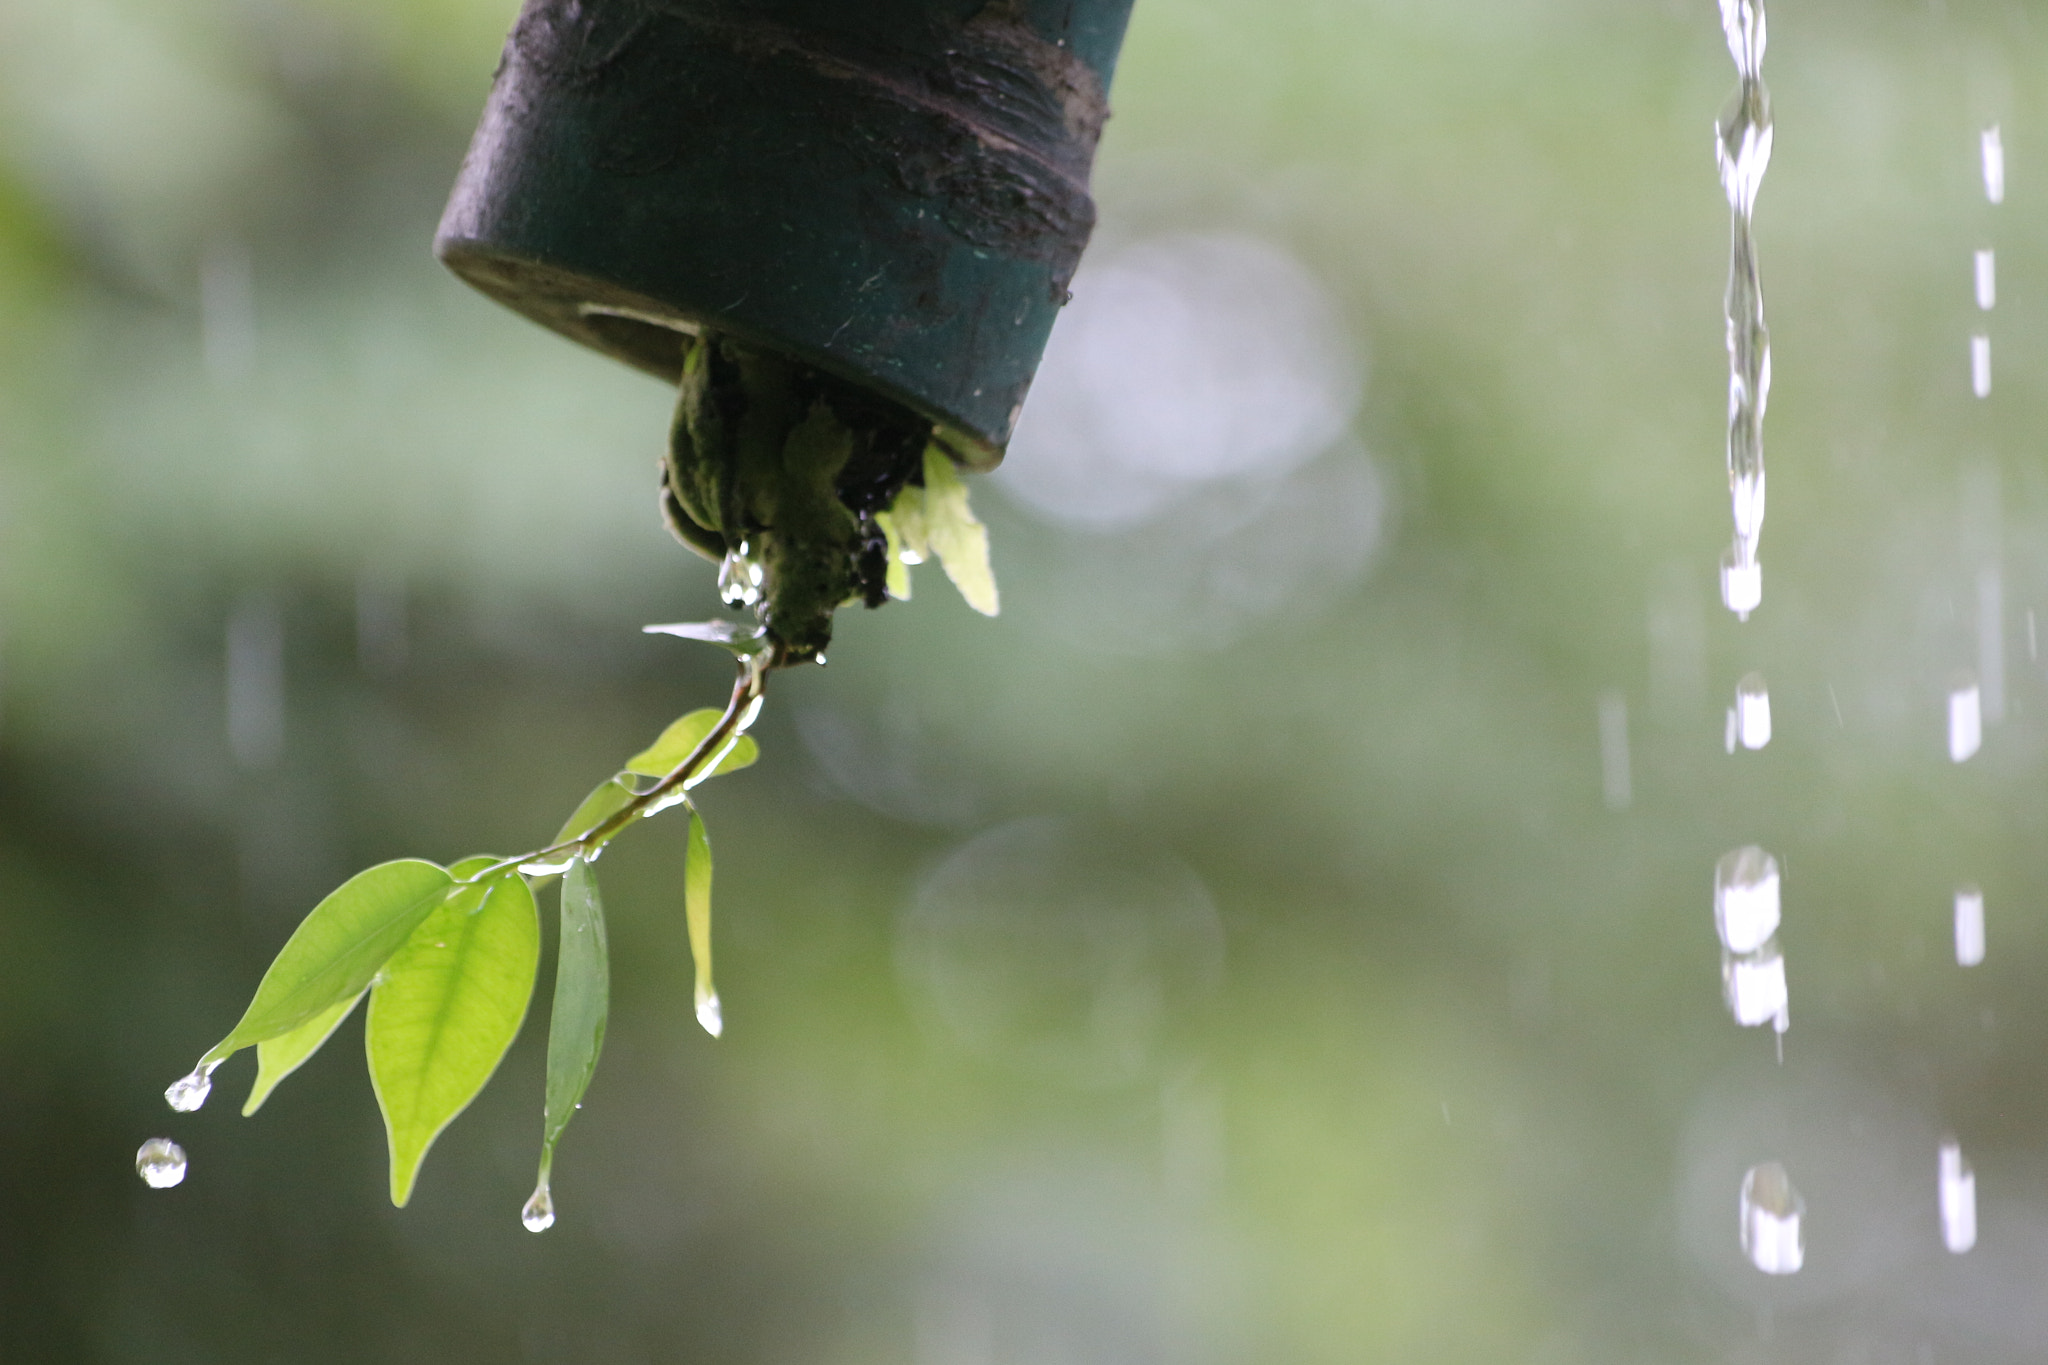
[6,0,2048,1360]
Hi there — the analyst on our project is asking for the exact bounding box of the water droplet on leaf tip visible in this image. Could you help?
[136,1137,187,1188]
[164,1066,214,1113]
[696,991,724,1038]
[522,1185,555,1233]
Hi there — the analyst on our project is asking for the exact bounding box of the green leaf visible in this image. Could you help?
[554,776,636,845]
[540,858,609,1182]
[203,860,455,1065]
[874,509,914,602]
[920,445,999,616]
[624,708,759,780]
[641,619,769,655]
[242,991,363,1116]
[685,807,721,1037]
[368,872,540,1206]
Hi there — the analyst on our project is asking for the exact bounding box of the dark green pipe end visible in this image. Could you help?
[435,0,1136,455]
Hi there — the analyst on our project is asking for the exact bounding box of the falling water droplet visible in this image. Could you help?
[1714,0,1771,620]
[1722,945,1789,1030]
[1939,1138,1977,1253]
[1975,249,1996,310]
[1982,125,2005,205]
[1715,846,1781,954]
[1740,1160,1805,1274]
[1724,707,1739,754]
[1971,334,1992,398]
[695,987,724,1038]
[164,1063,217,1113]
[1954,886,1986,967]
[1734,672,1772,749]
[1949,674,1982,763]
[521,1183,556,1233]
[136,1137,188,1188]
[1721,547,1762,620]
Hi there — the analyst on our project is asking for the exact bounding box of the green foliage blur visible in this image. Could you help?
[5,0,2048,1361]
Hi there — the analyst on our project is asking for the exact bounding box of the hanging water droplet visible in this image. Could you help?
[1949,674,1982,763]
[164,1063,217,1113]
[521,1183,556,1233]
[1971,334,1992,398]
[717,541,765,608]
[1954,886,1986,967]
[1734,672,1771,749]
[695,986,724,1038]
[1976,249,1996,310]
[136,1137,188,1188]
[1715,846,1781,954]
[1982,125,2005,206]
[1740,1160,1805,1274]
[1721,547,1762,620]
[1722,944,1789,1031]
[1939,1138,1977,1253]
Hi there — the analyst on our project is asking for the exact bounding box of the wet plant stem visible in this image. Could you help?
[462,649,773,884]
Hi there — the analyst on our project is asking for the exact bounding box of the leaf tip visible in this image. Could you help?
[695,987,723,1038]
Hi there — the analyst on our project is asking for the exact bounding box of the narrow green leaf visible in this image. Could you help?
[920,445,999,616]
[685,807,720,1037]
[541,858,609,1176]
[641,619,769,655]
[368,872,540,1206]
[874,510,913,601]
[242,991,364,1116]
[203,860,454,1065]
[624,708,759,780]
[554,776,635,845]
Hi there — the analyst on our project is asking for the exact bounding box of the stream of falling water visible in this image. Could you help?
[1716,0,1772,620]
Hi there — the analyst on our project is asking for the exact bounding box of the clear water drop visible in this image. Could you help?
[695,987,724,1038]
[717,541,765,608]
[1722,945,1788,1031]
[164,1063,217,1113]
[1982,125,2005,205]
[519,855,577,876]
[136,1137,188,1188]
[522,1183,556,1233]
[1716,90,1774,215]
[1715,846,1781,954]
[1972,334,1992,398]
[1740,1160,1804,1274]
[1939,1138,1977,1253]
[1721,547,1761,620]
[1954,886,1986,967]
[1976,248,1996,311]
[1734,672,1771,749]
[1949,675,1982,763]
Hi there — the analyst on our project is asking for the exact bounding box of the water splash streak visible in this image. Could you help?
[1716,0,1772,619]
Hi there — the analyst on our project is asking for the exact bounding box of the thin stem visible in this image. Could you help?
[459,650,772,885]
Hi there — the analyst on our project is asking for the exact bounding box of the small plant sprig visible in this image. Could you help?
[160,331,999,1229]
